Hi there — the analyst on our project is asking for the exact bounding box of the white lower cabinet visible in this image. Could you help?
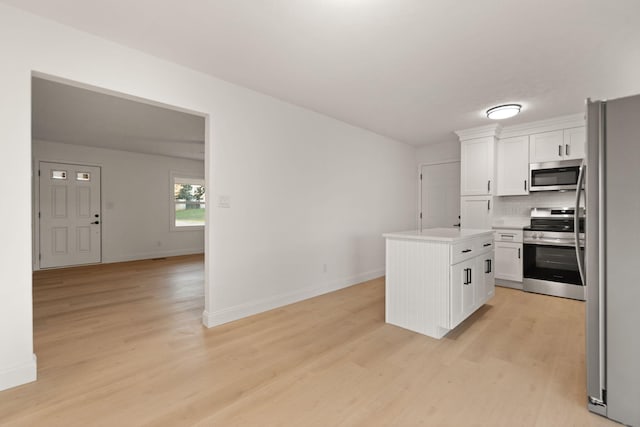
[451,250,495,329]
[451,259,475,328]
[384,230,495,339]
[493,229,523,283]
[480,251,496,300]
[495,242,523,281]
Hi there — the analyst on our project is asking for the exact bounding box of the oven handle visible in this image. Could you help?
[524,239,584,247]
[575,161,586,285]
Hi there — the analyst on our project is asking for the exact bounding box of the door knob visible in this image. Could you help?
[91,221,100,225]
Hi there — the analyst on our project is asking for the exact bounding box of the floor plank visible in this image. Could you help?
[0,255,616,426]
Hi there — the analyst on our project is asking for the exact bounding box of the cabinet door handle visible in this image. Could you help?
[518,248,521,259]
[485,259,492,273]
[483,243,492,247]
[487,180,491,193]
[558,145,562,156]
[462,249,472,253]
[566,144,570,156]
[468,268,472,284]
[524,180,527,191]
[463,268,469,285]
[487,200,491,211]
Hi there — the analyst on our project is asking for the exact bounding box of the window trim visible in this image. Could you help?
[170,171,205,232]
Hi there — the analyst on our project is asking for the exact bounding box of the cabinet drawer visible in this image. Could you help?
[475,236,494,254]
[451,240,476,264]
[494,229,523,243]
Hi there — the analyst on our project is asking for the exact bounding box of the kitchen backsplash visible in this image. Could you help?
[494,191,582,219]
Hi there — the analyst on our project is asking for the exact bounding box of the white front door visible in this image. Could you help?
[39,162,101,268]
[420,162,461,229]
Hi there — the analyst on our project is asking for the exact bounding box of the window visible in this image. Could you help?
[171,173,205,230]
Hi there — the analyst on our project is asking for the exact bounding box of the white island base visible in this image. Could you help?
[383,228,495,339]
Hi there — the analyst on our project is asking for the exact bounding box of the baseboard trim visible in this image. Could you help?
[103,248,205,264]
[0,354,37,392]
[203,269,384,328]
[33,248,205,271]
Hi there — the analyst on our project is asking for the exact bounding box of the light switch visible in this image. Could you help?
[217,195,231,208]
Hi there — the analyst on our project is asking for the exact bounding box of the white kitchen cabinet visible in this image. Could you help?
[384,228,495,339]
[461,196,492,229]
[451,243,495,328]
[497,136,529,195]
[529,130,564,163]
[530,128,585,163]
[461,137,495,196]
[563,127,586,160]
[493,229,523,283]
[450,258,475,328]
[495,242,523,282]
[479,251,496,300]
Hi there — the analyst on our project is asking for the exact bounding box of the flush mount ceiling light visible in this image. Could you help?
[486,104,522,120]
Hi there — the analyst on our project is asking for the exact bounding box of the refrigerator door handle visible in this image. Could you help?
[575,162,586,285]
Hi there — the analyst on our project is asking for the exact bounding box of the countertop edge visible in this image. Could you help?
[492,224,526,230]
[383,229,494,243]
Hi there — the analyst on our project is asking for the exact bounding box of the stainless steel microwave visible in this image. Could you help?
[529,159,582,192]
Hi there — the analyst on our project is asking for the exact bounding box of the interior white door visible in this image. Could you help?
[420,162,460,229]
[39,162,101,268]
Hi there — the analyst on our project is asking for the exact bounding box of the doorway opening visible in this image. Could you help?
[30,74,209,337]
[31,74,208,270]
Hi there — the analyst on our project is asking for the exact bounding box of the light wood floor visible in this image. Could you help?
[0,255,616,426]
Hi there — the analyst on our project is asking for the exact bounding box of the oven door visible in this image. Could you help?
[523,242,584,286]
[529,160,581,191]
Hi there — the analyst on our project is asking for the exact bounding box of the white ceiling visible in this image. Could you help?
[12,0,640,145]
[32,77,206,160]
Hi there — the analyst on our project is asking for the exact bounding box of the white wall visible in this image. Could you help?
[0,4,417,391]
[416,139,460,164]
[33,140,205,266]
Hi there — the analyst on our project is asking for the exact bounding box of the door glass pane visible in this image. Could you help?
[76,172,91,181]
[51,170,67,180]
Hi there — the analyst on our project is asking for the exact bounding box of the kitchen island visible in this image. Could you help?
[383,228,495,339]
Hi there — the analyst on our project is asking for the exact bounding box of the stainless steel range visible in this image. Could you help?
[523,207,585,300]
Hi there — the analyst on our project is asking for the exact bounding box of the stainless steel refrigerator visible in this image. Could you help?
[579,95,640,426]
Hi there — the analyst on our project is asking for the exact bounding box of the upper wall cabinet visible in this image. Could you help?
[530,128,585,163]
[529,130,563,163]
[563,127,586,160]
[497,136,529,196]
[461,137,495,196]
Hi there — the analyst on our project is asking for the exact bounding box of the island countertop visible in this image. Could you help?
[383,227,493,243]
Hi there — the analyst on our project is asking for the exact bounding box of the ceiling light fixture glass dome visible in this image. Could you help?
[486,104,522,120]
